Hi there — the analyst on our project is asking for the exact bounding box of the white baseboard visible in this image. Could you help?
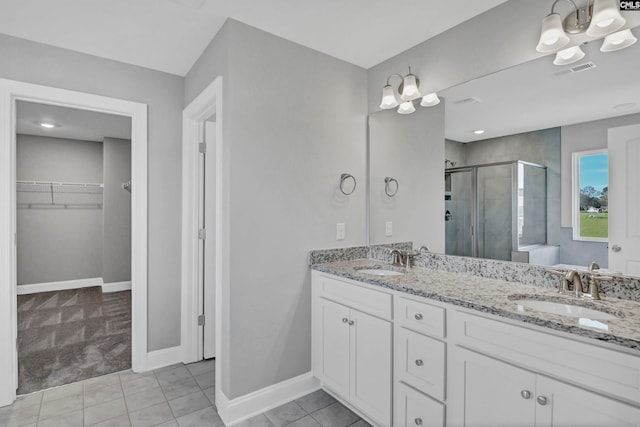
[218,372,320,426]
[17,277,103,295]
[146,346,182,371]
[102,281,132,293]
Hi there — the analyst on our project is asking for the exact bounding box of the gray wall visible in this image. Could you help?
[1,34,185,352]
[451,128,562,246]
[185,20,368,399]
[369,105,445,250]
[103,137,132,284]
[16,134,104,285]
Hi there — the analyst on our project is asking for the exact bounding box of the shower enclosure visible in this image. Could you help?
[445,160,547,261]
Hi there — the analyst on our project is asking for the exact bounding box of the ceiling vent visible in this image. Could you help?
[453,97,483,105]
[570,62,597,73]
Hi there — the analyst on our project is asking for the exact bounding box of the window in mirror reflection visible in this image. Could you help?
[573,150,609,242]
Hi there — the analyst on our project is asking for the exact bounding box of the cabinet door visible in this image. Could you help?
[319,298,351,399]
[459,348,536,427]
[536,376,640,427]
[395,382,445,427]
[350,309,392,427]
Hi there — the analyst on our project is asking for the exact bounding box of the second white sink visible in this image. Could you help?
[513,299,618,320]
[357,268,404,277]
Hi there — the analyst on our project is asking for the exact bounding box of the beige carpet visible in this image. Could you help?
[17,287,131,394]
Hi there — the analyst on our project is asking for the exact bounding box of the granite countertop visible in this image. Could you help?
[312,259,640,353]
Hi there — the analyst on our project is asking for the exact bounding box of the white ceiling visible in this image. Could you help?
[0,0,508,75]
[441,30,640,143]
[17,101,132,142]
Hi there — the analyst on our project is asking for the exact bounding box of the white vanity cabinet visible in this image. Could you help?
[312,272,393,426]
[448,310,640,427]
[452,347,640,427]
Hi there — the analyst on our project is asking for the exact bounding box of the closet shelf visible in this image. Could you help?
[17,180,104,209]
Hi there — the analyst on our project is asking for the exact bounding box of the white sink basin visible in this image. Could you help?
[357,269,404,277]
[513,299,617,320]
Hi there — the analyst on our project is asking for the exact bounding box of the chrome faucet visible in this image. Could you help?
[564,271,584,298]
[389,249,403,267]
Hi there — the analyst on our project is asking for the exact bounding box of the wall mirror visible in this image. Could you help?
[368,36,640,276]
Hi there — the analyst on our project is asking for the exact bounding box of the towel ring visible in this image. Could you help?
[384,177,398,197]
[339,173,356,195]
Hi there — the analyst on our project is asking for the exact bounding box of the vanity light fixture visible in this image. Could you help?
[600,28,638,51]
[536,0,632,64]
[379,67,440,115]
[553,44,586,65]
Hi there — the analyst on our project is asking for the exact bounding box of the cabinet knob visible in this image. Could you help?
[342,318,348,323]
[414,313,423,320]
[537,395,548,406]
[415,359,424,366]
[348,320,354,326]
[520,390,531,400]
[414,418,423,425]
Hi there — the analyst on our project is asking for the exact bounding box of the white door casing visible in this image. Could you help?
[608,124,640,276]
[0,79,148,407]
[181,77,226,411]
[203,120,216,359]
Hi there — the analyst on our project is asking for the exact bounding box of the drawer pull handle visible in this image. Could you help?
[521,390,531,400]
[414,418,423,425]
[348,320,354,326]
[414,313,423,320]
[342,318,348,323]
[537,396,548,406]
[415,359,424,366]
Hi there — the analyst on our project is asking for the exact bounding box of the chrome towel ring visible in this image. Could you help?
[340,173,356,195]
[384,177,398,197]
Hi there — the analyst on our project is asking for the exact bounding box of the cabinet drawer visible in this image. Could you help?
[396,296,445,338]
[395,382,445,427]
[319,275,392,319]
[397,327,446,401]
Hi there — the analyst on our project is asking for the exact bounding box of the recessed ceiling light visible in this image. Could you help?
[38,122,57,129]
[473,129,485,135]
[613,102,637,110]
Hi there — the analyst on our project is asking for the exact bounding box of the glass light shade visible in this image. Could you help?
[601,29,637,52]
[397,101,415,115]
[586,0,626,37]
[553,45,586,65]
[420,92,441,107]
[400,74,421,101]
[536,13,570,53]
[379,84,399,109]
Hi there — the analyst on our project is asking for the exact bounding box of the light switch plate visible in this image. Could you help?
[336,223,346,240]
[385,221,393,237]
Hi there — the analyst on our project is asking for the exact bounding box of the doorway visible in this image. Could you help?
[15,101,132,394]
[0,79,148,407]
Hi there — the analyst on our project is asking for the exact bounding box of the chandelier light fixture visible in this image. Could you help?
[536,0,636,65]
[379,67,440,114]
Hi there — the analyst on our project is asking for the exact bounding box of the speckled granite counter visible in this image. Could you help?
[312,259,640,353]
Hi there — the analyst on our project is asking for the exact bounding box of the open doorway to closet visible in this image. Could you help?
[15,101,132,394]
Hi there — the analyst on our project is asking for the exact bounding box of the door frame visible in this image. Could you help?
[0,79,148,406]
[181,77,226,408]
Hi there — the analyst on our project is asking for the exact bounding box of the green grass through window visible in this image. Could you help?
[580,212,608,238]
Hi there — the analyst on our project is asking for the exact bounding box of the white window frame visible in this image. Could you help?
[572,148,608,242]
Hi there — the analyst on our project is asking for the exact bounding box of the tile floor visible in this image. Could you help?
[0,360,371,427]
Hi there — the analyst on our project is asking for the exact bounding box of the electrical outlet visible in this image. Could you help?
[385,221,393,237]
[336,223,346,240]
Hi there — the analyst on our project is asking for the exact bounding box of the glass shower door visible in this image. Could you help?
[445,169,474,257]
[476,163,514,261]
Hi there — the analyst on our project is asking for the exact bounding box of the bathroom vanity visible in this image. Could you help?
[310,257,640,427]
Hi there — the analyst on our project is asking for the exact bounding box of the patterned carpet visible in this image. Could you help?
[17,287,131,394]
